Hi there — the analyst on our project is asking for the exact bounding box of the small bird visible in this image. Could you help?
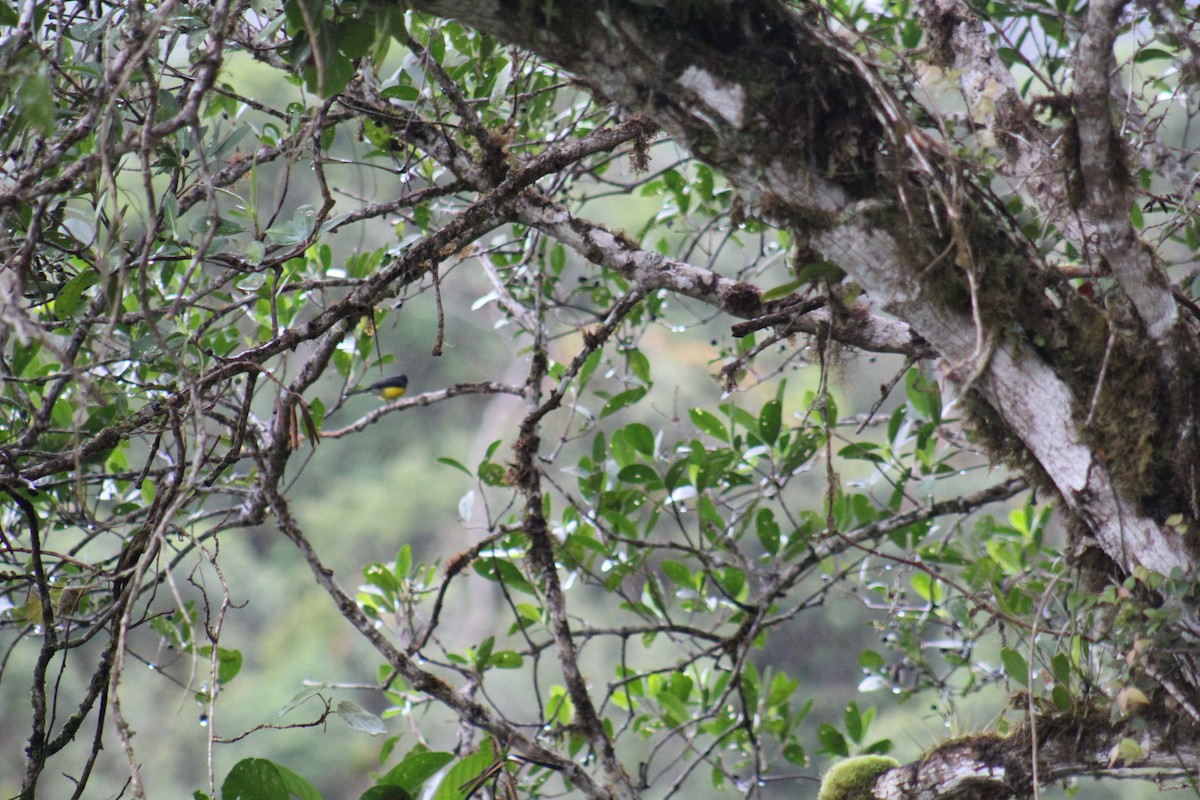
[348,374,409,400]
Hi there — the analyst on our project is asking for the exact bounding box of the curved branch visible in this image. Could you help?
[513,193,932,356]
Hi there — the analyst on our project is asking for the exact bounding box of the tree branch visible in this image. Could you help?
[873,713,1200,800]
[1073,0,1178,342]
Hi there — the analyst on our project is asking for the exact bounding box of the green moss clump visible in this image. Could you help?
[818,755,900,800]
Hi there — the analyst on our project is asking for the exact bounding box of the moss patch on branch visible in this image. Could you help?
[867,178,1194,529]
[818,756,899,800]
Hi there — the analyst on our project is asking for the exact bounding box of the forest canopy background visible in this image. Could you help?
[2,1,1200,800]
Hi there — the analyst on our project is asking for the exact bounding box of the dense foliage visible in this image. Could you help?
[2,1,1199,799]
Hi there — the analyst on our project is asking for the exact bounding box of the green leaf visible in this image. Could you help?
[489,60,513,106]
[628,349,652,385]
[473,558,535,596]
[592,430,607,464]
[783,741,806,766]
[611,430,637,467]
[473,636,495,672]
[364,563,401,596]
[394,545,412,579]
[360,787,413,800]
[382,85,420,103]
[698,494,724,532]
[577,349,602,389]
[12,59,54,134]
[689,408,728,442]
[904,368,941,422]
[437,457,472,476]
[1110,737,1144,766]
[336,700,387,735]
[1134,48,1173,63]
[758,399,782,445]
[858,650,885,671]
[426,28,445,64]
[616,464,661,487]
[839,442,884,463]
[910,573,943,603]
[336,17,375,60]
[379,752,454,794]
[740,662,760,708]
[549,243,566,273]
[487,650,523,668]
[197,647,243,685]
[1051,653,1072,687]
[279,683,329,717]
[221,758,289,800]
[54,270,99,319]
[266,204,317,246]
[717,568,747,602]
[1000,648,1029,687]
[844,701,864,743]
[760,279,804,302]
[431,740,496,800]
[795,261,845,285]
[766,672,799,706]
[601,387,646,417]
[622,423,655,456]
[755,508,780,555]
[275,765,322,800]
[655,690,690,725]
[661,560,694,588]
[817,723,849,757]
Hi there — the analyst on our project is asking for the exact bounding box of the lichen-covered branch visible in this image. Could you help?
[868,715,1200,800]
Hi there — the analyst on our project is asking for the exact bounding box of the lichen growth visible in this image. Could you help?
[818,755,899,800]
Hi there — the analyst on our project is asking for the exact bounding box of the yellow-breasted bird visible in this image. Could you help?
[349,374,409,400]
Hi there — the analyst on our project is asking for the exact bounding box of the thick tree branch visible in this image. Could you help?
[513,193,931,356]
[815,209,1191,576]
[408,0,1195,569]
[911,0,1085,241]
[871,714,1200,800]
[1073,0,1178,342]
